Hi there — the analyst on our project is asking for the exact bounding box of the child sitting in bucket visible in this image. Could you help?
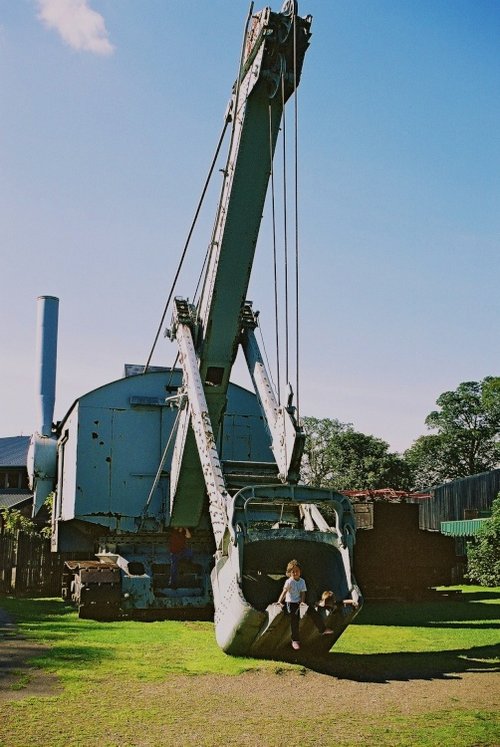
[312,590,359,635]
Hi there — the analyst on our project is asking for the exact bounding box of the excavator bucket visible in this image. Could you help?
[211,485,362,657]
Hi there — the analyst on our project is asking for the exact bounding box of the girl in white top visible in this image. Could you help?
[277,559,306,650]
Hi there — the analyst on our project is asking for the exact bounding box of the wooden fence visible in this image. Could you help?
[0,529,62,595]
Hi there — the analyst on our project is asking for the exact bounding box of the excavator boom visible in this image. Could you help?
[169,2,312,526]
[167,2,363,658]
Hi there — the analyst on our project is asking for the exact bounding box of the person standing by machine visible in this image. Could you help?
[168,527,192,588]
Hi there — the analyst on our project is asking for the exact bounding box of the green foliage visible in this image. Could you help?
[40,492,55,538]
[0,493,54,538]
[405,377,500,488]
[43,492,54,513]
[404,434,447,489]
[466,494,500,586]
[0,508,37,535]
[301,417,411,491]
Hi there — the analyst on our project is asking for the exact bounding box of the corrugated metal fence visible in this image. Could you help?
[0,529,62,595]
[418,469,500,531]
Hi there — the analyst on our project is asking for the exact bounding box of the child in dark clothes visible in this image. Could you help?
[168,527,192,588]
[312,590,359,634]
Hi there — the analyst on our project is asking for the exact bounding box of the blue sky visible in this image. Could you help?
[1,0,499,452]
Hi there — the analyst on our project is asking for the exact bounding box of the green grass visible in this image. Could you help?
[329,585,500,679]
[0,597,283,681]
[0,586,499,747]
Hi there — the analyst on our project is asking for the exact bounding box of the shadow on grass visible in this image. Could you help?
[0,597,115,678]
[459,591,500,602]
[28,644,114,671]
[281,590,500,682]
[302,644,500,683]
[350,591,500,630]
[0,643,53,680]
[0,596,75,625]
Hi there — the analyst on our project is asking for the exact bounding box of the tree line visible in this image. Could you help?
[302,376,500,492]
[302,376,500,587]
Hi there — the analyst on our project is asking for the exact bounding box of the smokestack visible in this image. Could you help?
[35,295,59,437]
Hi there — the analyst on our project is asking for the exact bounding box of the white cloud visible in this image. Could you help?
[36,0,115,56]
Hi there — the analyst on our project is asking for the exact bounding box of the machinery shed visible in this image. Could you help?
[346,491,456,598]
[53,367,274,551]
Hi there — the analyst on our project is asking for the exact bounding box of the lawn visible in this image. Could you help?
[0,586,499,746]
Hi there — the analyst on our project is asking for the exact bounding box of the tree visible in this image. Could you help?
[405,377,500,489]
[0,508,37,535]
[466,494,500,587]
[403,434,445,490]
[0,494,53,537]
[301,416,412,491]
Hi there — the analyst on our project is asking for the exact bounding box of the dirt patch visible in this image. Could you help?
[188,667,500,715]
[0,607,61,702]
[87,667,497,720]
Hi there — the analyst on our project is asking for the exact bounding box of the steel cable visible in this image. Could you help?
[293,14,301,420]
[143,117,230,373]
[281,74,290,389]
[269,103,281,398]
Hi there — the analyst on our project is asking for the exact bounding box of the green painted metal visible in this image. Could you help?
[440,518,489,537]
[165,6,363,657]
[169,5,312,524]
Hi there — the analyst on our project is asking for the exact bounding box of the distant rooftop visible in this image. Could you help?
[343,489,431,503]
[0,436,30,467]
[0,490,32,511]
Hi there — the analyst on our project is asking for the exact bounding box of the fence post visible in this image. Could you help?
[10,530,20,591]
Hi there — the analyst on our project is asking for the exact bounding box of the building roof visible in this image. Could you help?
[0,436,30,467]
[0,490,33,511]
[344,489,431,503]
